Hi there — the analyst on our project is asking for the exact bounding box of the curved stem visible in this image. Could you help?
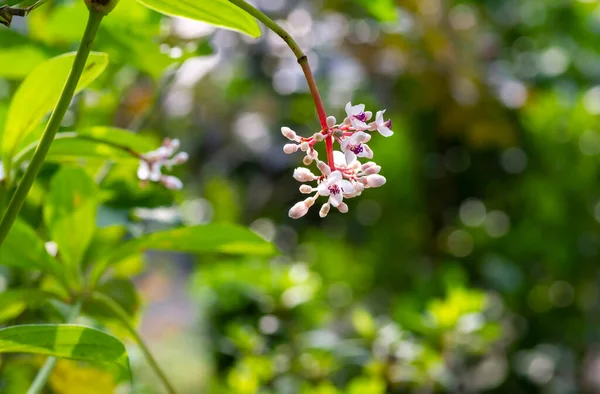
[0,9,104,247]
[227,0,335,169]
[91,291,177,394]
[27,299,83,394]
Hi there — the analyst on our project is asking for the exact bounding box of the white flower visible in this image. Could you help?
[293,167,317,182]
[317,171,354,207]
[372,110,393,137]
[341,131,373,164]
[345,102,369,130]
[137,138,188,189]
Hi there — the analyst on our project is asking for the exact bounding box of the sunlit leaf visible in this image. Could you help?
[0,30,54,79]
[44,167,98,278]
[2,52,109,159]
[0,324,130,377]
[135,0,261,38]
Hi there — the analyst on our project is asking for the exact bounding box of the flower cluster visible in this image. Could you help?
[284,102,393,219]
[137,138,188,190]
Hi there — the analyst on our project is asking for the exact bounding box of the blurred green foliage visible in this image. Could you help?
[1,0,600,393]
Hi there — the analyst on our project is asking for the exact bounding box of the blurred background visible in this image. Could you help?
[3,0,600,393]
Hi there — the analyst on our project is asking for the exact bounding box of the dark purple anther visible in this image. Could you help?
[353,112,367,122]
[350,144,364,154]
[385,119,392,129]
[328,184,341,195]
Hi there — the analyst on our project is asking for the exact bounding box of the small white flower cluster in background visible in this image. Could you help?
[284,102,393,219]
[137,138,188,190]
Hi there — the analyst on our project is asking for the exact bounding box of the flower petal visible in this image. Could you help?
[329,192,343,207]
[345,150,356,165]
[378,125,394,137]
[328,171,342,183]
[137,161,150,180]
[341,180,355,194]
[317,183,330,196]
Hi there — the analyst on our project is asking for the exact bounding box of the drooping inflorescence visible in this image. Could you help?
[137,138,188,190]
[284,102,393,219]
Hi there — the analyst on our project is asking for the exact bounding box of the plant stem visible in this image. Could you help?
[27,299,83,394]
[91,291,177,394]
[0,9,104,247]
[227,0,335,169]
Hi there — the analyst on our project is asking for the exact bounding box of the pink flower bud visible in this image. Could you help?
[363,165,381,175]
[354,182,364,193]
[304,196,316,208]
[281,127,298,141]
[303,156,314,165]
[161,175,184,190]
[299,185,313,194]
[319,202,330,218]
[293,167,316,182]
[326,116,337,128]
[283,144,298,154]
[300,142,309,152]
[366,174,386,188]
[171,152,189,165]
[337,202,349,213]
[288,201,309,219]
[313,133,324,142]
[317,161,331,176]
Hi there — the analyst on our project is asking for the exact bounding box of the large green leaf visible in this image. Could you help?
[0,219,64,279]
[44,167,98,278]
[90,224,275,283]
[0,289,63,322]
[2,52,109,159]
[136,0,261,38]
[0,324,130,376]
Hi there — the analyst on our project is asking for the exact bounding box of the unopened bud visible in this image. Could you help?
[299,185,313,194]
[85,0,120,15]
[303,156,314,165]
[300,142,309,152]
[281,127,298,141]
[171,152,189,164]
[293,167,316,182]
[326,116,337,128]
[304,196,316,208]
[161,175,183,190]
[313,133,324,142]
[283,143,298,154]
[354,182,364,193]
[337,202,349,213]
[288,201,309,219]
[317,160,331,176]
[319,203,330,218]
[363,165,381,175]
[366,174,386,188]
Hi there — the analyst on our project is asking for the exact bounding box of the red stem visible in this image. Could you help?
[299,58,335,170]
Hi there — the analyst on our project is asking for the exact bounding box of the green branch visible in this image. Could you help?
[0,9,104,246]
[91,291,177,394]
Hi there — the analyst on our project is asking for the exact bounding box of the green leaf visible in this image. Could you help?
[0,324,130,377]
[353,0,397,22]
[0,219,63,279]
[135,0,261,38]
[90,224,275,284]
[14,128,157,165]
[0,30,55,79]
[84,279,140,322]
[0,290,63,322]
[2,52,109,159]
[44,167,98,278]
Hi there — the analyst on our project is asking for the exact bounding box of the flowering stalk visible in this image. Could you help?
[227,0,335,169]
[0,9,104,246]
